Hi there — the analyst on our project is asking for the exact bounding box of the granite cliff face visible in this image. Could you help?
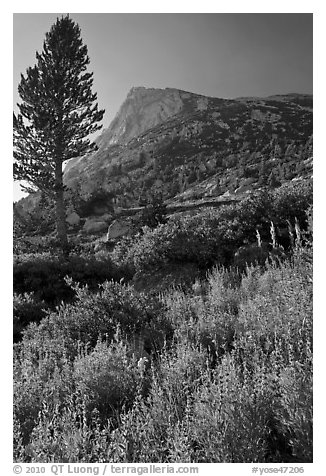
[63,87,312,213]
[96,87,186,147]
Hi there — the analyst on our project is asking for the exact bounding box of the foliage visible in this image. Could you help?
[14,245,312,462]
[21,280,170,351]
[74,339,141,420]
[271,179,313,228]
[13,293,47,342]
[13,253,127,338]
[136,193,168,229]
[13,194,56,238]
[111,212,232,273]
[111,180,312,275]
[69,188,115,218]
[13,15,104,250]
[13,15,105,193]
[13,179,313,462]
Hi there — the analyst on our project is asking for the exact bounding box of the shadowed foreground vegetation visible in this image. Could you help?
[14,246,312,462]
[13,181,313,463]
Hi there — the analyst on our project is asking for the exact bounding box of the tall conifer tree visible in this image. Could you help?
[14,15,105,252]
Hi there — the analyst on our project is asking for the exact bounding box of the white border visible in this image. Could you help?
[2,3,324,474]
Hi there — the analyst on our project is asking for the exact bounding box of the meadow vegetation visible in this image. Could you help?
[13,180,313,463]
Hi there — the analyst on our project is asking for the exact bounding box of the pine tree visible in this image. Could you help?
[13,15,105,252]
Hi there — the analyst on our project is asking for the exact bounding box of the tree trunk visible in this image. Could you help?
[54,162,69,254]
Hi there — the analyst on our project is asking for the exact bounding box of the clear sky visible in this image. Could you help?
[13,13,313,200]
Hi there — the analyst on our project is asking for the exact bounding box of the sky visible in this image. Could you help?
[13,13,313,200]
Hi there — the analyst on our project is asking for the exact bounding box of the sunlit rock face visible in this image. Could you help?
[96,87,185,147]
[107,218,134,240]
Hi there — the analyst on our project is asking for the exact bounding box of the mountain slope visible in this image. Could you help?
[63,87,312,210]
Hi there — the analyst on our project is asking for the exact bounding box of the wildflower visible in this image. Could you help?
[192,280,202,295]
[192,279,208,296]
[270,221,277,248]
[137,357,149,374]
[256,229,262,247]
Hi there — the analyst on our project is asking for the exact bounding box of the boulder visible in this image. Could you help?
[235,184,253,194]
[96,213,112,222]
[66,211,80,227]
[83,217,108,234]
[107,218,134,240]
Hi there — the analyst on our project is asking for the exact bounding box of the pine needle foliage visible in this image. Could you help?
[13,15,105,251]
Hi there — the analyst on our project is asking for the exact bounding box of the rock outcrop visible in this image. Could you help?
[96,87,185,147]
[66,211,80,227]
[83,217,108,234]
[107,218,134,240]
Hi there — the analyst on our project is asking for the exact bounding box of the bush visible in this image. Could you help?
[271,180,313,228]
[14,248,312,462]
[74,339,141,419]
[14,340,75,447]
[233,243,287,271]
[13,293,47,341]
[106,249,312,463]
[112,211,239,273]
[16,391,111,462]
[13,252,125,306]
[135,193,168,229]
[24,280,170,350]
[111,181,312,275]
[13,193,55,240]
[13,252,130,339]
[110,236,138,276]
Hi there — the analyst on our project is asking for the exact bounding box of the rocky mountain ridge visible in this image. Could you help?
[15,87,313,238]
[64,87,312,205]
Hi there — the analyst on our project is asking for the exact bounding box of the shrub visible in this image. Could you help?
[106,343,208,463]
[13,194,55,240]
[271,180,313,228]
[74,339,141,419]
[111,182,312,276]
[14,341,75,447]
[236,249,313,354]
[233,243,287,271]
[13,293,47,341]
[13,252,125,306]
[110,235,138,276]
[13,238,312,462]
[109,249,312,463]
[25,280,170,350]
[135,193,168,229]
[112,210,238,273]
[20,392,111,463]
[187,355,273,462]
[230,190,274,244]
[163,267,241,361]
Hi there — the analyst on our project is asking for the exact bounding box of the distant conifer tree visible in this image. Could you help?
[14,15,105,253]
[137,192,167,228]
